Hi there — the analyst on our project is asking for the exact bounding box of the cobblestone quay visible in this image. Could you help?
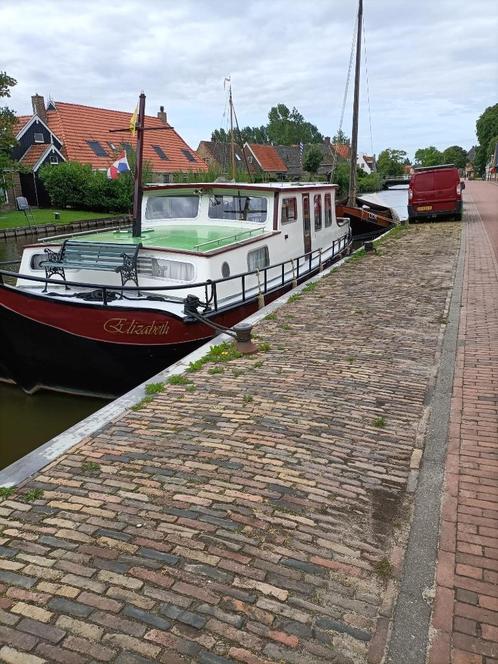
[0,222,461,664]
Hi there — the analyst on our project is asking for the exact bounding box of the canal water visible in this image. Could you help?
[0,187,408,471]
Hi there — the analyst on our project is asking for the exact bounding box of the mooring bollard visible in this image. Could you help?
[233,322,258,355]
[364,241,375,253]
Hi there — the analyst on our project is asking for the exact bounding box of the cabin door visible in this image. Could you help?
[302,194,312,254]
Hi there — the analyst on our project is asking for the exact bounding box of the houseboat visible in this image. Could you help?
[0,182,351,397]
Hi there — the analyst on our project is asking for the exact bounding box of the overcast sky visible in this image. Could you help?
[2,0,497,160]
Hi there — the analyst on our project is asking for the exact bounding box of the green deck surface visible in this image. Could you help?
[76,225,263,252]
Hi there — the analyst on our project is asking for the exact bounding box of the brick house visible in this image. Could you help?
[6,94,207,207]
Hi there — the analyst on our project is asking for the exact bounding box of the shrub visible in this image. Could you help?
[39,161,133,213]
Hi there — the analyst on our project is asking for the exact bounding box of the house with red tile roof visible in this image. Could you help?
[7,94,206,207]
[245,144,288,179]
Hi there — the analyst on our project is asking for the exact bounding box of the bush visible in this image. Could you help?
[39,161,133,213]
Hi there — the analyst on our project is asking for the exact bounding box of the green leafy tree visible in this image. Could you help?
[303,145,322,175]
[0,72,18,197]
[376,148,407,177]
[211,104,322,147]
[475,103,498,176]
[414,146,443,167]
[332,162,381,197]
[332,129,350,145]
[442,145,467,170]
[267,104,322,145]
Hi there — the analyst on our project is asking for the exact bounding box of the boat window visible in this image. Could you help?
[281,197,297,224]
[314,194,322,231]
[208,195,267,222]
[303,194,310,232]
[247,246,269,271]
[139,257,195,281]
[145,196,199,220]
[324,193,332,227]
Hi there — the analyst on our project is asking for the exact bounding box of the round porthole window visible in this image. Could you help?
[221,262,230,278]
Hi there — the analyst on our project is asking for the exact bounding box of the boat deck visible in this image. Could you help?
[72,225,265,252]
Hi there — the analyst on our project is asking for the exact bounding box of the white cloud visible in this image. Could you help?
[1,0,496,158]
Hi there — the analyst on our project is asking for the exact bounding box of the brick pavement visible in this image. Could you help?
[428,184,498,664]
[0,222,461,664]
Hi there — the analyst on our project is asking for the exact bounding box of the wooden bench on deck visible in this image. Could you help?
[40,240,142,292]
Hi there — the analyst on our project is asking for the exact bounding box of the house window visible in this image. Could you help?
[50,155,58,165]
[181,149,196,163]
[86,140,108,157]
[314,194,322,231]
[34,133,44,143]
[324,193,332,227]
[247,246,269,271]
[153,145,169,160]
[281,197,297,224]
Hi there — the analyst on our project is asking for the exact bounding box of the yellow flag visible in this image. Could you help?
[129,104,138,136]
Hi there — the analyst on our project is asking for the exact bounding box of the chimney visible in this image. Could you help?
[324,136,331,147]
[31,94,47,123]
[157,105,168,124]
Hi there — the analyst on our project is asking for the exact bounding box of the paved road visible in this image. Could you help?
[465,181,498,258]
[429,182,498,664]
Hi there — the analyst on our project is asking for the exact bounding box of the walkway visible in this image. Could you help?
[429,182,498,664]
[0,221,462,663]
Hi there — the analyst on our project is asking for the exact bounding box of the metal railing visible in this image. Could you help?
[0,228,352,313]
[193,227,265,251]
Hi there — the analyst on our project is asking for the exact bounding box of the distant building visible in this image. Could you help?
[357,153,376,174]
[485,143,498,181]
[8,94,206,207]
[465,146,477,180]
[196,141,246,174]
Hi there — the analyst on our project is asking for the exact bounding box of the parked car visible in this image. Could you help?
[408,165,464,222]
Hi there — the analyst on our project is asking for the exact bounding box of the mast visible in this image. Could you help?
[229,83,236,180]
[347,0,363,206]
[132,92,146,237]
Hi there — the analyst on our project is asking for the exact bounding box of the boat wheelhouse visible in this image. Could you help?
[0,182,351,397]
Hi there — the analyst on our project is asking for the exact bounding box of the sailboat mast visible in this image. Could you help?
[132,92,146,237]
[229,84,236,180]
[347,0,363,206]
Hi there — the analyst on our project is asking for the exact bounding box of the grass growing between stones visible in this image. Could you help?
[0,487,14,500]
[81,461,101,475]
[373,557,393,580]
[373,416,386,428]
[131,396,154,411]
[187,341,242,373]
[167,375,193,385]
[22,488,44,502]
[145,382,165,395]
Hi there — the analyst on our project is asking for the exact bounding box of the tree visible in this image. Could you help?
[303,146,322,175]
[414,146,443,167]
[0,72,18,175]
[212,104,323,147]
[332,129,350,145]
[475,103,498,176]
[442,145,467,170]
[267,104,323,145]
[376,148,407,177]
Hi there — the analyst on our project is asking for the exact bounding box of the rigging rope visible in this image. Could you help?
[362,22,375,159]
[329,14,357,183]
